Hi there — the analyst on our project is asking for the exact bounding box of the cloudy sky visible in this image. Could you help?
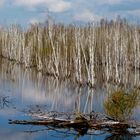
[0,0,140,26]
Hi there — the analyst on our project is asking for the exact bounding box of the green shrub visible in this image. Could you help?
[104,89,139,121]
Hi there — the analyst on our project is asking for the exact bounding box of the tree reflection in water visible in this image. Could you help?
[104,89,139,121]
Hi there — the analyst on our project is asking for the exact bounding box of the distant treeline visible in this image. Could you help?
[0,18,140,87]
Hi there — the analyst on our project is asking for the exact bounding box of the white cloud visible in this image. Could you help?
[14,0,71,12]
[126,9,140,15]
[74,10,101,22]
[96,0,140,5]
[0,0,4,6]
[14,0,43,6]
[47,1,71,12]
[100,0,121,4]
[29,18,40,24]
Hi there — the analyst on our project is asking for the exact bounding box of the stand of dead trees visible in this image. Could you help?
[0,18,140,87]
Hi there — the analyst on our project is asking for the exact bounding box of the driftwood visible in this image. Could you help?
[9,111,140,136]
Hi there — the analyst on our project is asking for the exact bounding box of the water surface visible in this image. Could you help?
[0,58,140,140]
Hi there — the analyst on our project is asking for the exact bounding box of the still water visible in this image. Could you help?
[0,58,140,140]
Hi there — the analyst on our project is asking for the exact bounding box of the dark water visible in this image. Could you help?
[0,58,140,140]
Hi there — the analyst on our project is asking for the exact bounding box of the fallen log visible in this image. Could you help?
[9,111,140,136]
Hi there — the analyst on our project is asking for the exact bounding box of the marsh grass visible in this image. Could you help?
[0,18,140,87]
[104,89,139,121]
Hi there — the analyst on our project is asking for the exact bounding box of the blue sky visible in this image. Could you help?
[0,0,140,26]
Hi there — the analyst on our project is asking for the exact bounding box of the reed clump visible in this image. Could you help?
[104,89,139,121]
[0,18,140,87]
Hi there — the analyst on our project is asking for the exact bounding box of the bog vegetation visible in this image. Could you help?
[0,18,140,87]
[104,89,139,121]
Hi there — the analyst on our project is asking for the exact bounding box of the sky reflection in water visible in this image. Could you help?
[0,59,140,140]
